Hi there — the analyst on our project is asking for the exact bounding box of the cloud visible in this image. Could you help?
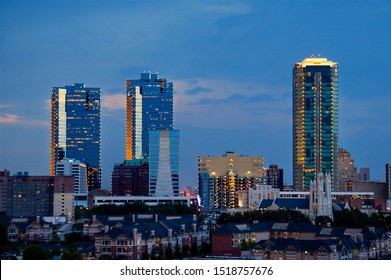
[101,93,125,111]
[0,113,48,126]
[0,104,10,109]
[184,86,212,96]
[339,95,391,137]
[0,114,19,123]
[173,78,291,130]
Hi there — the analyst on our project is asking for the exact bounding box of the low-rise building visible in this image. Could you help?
[87,214,209,260]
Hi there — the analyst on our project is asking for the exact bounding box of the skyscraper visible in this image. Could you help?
[50,83,101,191]
[126,72,174,160]
[149,130,179,196]
[293,58,338,191]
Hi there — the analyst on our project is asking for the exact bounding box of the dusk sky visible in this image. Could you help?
[1,0,390,191]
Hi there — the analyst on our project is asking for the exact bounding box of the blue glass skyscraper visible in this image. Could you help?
[148,129,179,196]
[51,83,101,190]
[126,72,174,160]
[293,58,338,191]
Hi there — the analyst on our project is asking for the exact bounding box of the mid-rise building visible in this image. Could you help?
[56,159,87,194]
[0,170,74,218]
[51,83,101,191]
[266,164,284,190]
[293,58,338,191]
[56,158,88,207]
[111,159,149,196]
[198,151,265,213]
[126,72,174,160]
[149,130,179,196]
[358,168,370,182]
[338,148,358,192]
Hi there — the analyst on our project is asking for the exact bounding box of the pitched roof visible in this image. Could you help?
[259,199,274,209]
[213,224,242,234]
[273,198,309,210]
[254,238,332,253]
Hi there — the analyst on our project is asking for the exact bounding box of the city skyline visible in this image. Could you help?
[1,1,391,190]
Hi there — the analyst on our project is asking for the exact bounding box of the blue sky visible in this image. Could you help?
[1,0,390,190]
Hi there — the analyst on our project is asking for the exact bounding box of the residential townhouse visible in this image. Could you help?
[0,216,53,243]
[211,221,390,260]
[87,214,209,260]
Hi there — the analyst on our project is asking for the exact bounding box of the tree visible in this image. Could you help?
[199,242,212,256]
[369,213,387,229]
[0,221,8,248]
[61,250,83,260]
[182,244,191,258]
[217,209,311,225]
[239,239,256,252]
[190,242,198,257]
[315,216,333,227]
[164,247,174,260]
[23,245,51,260]
[333,209,370,227]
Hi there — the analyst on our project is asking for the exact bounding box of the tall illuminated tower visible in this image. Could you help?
[149,130,180,196]
[50,83,101,191]
[126,72,174,160]
[293,58,338,191]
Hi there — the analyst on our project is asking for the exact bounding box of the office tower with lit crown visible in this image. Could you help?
[293,58,338,191]
[51,83,101,191]
[149,130,179,196]
[126,72,174,160]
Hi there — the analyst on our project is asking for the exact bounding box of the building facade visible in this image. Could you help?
[293,58,339,191]
[126,72,174,160]
[149,130,179,196]
[56,159,88,207]
[0,170,74,218]
[387,164,391,200]
[56,159,87,194]
[111,159,149,196]
[198,152,265,213]
[337,148,360,192]
[51,83,101,191]
[266,164,284,190]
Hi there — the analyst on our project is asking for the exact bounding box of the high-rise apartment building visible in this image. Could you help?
[198,151,265,213]
[149,130,179,196]
[56,159,88,207]
[0,170,74,218]
[111,159,149,196]
[56,159,87,194]
[293,58,338,191]
[51,83,101,191]
[337,148,358,192]
[126,72,174,160]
